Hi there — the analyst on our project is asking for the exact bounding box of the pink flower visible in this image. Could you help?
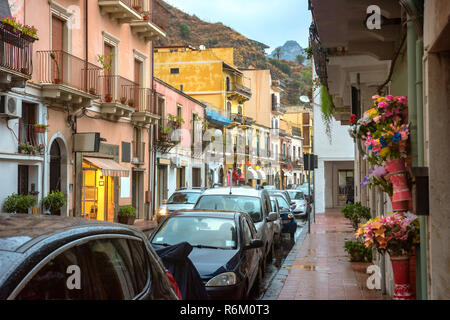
[373,115,381,123]
[397,96,408,105]
[372,95,380,100]
[378,101,389,109]
[385,95,394,101]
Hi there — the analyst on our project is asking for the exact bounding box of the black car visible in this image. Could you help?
[149,210,264,300]
[270,195,297,239]
[0,213,180,300]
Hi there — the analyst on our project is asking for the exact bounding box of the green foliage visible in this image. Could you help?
[268,59,291,75]
[320,85,335,138]
[179,23,191,39]
[43,191,66,212]
[118,205,136,217]
[341,202,371,231]
[3,193,37,213]
[206,38,218,47]
[344,240,373,262]
[296,54,306,65]
[304,46,313,59]
[274,47,282,59]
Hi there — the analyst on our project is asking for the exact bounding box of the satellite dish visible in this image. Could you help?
[300,96,310,103]
[199,45,206,50]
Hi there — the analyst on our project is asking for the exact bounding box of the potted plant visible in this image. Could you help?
[120,96,127,104]
[142,11,150,20]
[89,87,96,95]
[104,93,113,103]
[97,53,113,73]
[35,144,45,155]
[356,212,419,300]
[159,125,171,141]
[133,4,142,12]
[118,205,136,225]
[43,191,66,215]
[33,124,48,133]
[18,143,35,155]
[20,24,39,42]
[128,99,135,107]
[1,16,21,33]
[3,193,37,214]
[341,202,371,231]
[50,52,61,84]
[344,239,372,262]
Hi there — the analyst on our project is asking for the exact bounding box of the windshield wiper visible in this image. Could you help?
[192,244,221,249]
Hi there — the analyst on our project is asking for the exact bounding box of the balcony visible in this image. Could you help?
[241,116,255,128]
[153,130,176,153]
[292,159,303,169]
[98,0,143,23]
[228,113,243,127]
[227,83,252,103]
[130,88,161,126]
[0,24,33,89]
[37,50,101,109]
[98,75,137,119]
[129,0,167,41]
[271,103,286,115]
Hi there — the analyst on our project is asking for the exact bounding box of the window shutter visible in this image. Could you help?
[122,142,131,163]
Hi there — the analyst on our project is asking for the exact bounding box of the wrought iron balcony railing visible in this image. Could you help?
[37,50,102,94]
[98,75,138,104]
[0,23,33,76]
[133,87,160,116]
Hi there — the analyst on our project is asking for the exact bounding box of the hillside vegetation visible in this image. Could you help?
[156,1,312,106]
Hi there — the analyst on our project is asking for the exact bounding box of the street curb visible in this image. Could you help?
[261,220,310,300]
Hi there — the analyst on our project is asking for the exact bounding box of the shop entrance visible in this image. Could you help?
[338,170,354,206]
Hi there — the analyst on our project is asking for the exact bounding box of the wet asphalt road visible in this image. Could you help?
[256,217,308,300]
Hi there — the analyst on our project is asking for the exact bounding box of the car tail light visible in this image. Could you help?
[165,269,182,300]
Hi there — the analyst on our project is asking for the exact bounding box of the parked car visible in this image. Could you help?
[149,210,264,300]
[156,188,205,224]
[270,199,282,247]
[297,184,314,204]
[261,185,276,190]
[0,213,180,300]
[193,187,277,272]
[270,195,297,240]
[287,190,308,218]
[267,190,296,211]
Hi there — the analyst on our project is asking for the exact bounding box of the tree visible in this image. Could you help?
[296,54,306,65]
[274,47,282,60]
[179,23,191,39]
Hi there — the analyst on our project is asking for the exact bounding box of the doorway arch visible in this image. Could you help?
[47,134,69,216]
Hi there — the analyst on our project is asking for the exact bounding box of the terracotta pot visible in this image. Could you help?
[390,255,414,300]
[390,198,409,212]
[34,126,46,133]
[54,79,62,84]
[105,94,113,103]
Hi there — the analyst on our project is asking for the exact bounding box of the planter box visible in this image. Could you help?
[118,216,136,225]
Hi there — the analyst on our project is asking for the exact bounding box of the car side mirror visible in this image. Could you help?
[266,212,278,222]
[245,239,263,250]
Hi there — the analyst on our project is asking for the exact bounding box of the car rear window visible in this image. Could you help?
[167,192,201,204]
[152,216,237,249]
[288,191,305,200]
[194,195,262,222]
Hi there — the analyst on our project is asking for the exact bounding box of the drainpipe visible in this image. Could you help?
[406,0,428,300]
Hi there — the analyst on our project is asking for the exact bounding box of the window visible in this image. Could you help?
[195,195,262,222]
[170,68,179,74]
[237,105,242,115]
[226,77,231,91]
[227,102,232,119]
[242,218,252,247]
[127,240,150,294]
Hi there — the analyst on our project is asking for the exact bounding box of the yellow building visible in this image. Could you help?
[153,46,252,185]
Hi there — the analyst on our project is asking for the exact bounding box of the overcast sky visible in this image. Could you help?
[164,0,312,54]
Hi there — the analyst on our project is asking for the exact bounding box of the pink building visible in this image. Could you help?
[0,0,167,222]
[153,78,206,207]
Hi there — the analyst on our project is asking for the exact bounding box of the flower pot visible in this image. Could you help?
[89,89,96,95]
[118,216,136,225]
[21,67,29,75]
[385,158,406,174]
[390,197,409,212]
[143,15,150,21]
[105,94,113,103]
[54,78,62,84]
[390,255,414,300]
[120,98,127,104]
[34,126,46,133]
[21,33,37,43]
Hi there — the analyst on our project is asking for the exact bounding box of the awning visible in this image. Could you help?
[257,169,266,180]
[84,157,130,177]
[205,108,231,127]
[247,167,259,180]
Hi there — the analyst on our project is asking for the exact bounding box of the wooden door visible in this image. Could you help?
[134,59,141,109]
[106,177,115,222]
[104,44,113,99]
[51,17,64,83]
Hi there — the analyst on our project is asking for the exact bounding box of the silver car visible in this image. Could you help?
[287,190,308,218]
[193,187,277,273]
[156,188,204,224]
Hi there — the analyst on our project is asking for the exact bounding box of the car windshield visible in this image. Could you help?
[288,191,305,200]
[167,192,201,204]
[195,195,263,222]
[151,216,237,249]
[273,196,290,211]
[271,200,277,210]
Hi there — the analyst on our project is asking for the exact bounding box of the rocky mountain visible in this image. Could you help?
[268,40,304,62]
[155,1,311,106]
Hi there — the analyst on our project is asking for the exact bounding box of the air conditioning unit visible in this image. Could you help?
[0,94,20,119]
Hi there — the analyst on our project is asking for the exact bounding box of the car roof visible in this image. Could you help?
[173,188,204,193]
[200,187,264,197]
[0,213,142,253]
[166,209,239,219]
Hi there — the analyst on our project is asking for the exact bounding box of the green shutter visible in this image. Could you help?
[122,142,131,163]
